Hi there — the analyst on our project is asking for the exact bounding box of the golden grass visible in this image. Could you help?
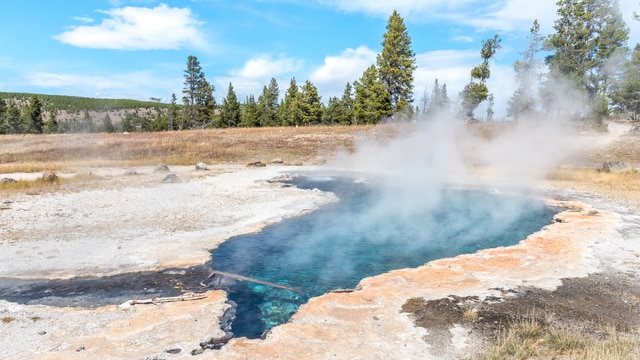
[0,126,373,168]
[547,167,640,204]
[480,318,640,360]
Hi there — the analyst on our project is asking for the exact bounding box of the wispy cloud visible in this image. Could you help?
[215,54,304,100]
[72,16,94,23]
[231,55,304,80]
[309,46,376,98]
[53,4,208,51]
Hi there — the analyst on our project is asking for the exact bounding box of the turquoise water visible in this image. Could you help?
[210,175,557,339]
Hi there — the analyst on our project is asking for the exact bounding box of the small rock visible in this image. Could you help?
[1,177,17,184]
[246,159,266,167]
[124,169,139,176]
[164,346,182,354]
[37,331,47,335]
[41,171,57,183]
[195,162,208,170]
[154,163,171,173]
[270,158,283,164]
[162,173,179,183]
[600,161,631,173]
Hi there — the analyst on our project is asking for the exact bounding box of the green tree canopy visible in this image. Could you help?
[460,35,502,120]
[508,20,544,119]
[220,83,241,128]
[354,65,392,124]
[545,0,629,101]
[376,10,416,115]
[182,55,215,129]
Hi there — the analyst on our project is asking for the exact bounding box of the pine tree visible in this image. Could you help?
[182,55,215,129]
[23,94,44,134]
[168,93,178,131]
[6,101,23,134]
[354,65,392,124]
[508,20,543,119]
[377,10,416,115]
[460,35,502,121]
[337,82,355,125]
[610,44,640,120]
[258,78,279,127]
[220,83,241,128]
[546,0,629,102]
[299,80,322,125]
[101,113,115,133]
[0,99,7,134]
[240,95,260,127]
[43,108,58,134]
[280,78,302,126]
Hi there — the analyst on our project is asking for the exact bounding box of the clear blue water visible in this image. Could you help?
[210,175,557,339]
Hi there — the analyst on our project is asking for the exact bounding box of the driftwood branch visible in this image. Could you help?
[122,292,207,306]
[203,270,304,294]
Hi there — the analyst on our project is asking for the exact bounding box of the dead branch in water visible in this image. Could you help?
[203,270,304,294]
[122,292,207,306]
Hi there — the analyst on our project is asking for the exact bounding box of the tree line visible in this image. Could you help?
[2,1,640,134]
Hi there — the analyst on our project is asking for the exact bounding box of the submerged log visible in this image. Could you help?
[203,270,304,294]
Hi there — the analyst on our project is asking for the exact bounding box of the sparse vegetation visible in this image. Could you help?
[2,316,16,324]
[480,318,640,360]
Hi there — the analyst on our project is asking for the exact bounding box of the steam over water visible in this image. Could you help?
[211,175,557,338]
[0,174,557,340]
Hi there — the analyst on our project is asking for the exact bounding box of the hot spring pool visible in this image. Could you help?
[0,174,558,341]
[210,175,558,338]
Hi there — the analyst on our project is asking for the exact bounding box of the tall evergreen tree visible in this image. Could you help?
[258,78,279,127]
[0,99,7,134]
[460,35,502,121]
[610,44,640,120]
[545,0,629,102]
[101,113,115,133]
[377,10,416,115]
[354,65,392,124]
[299,80,322,125]
[23,94,44,134]
[426,79,450,117]
[337,82,355,125]
[44,108,58,134]
[240,95,260,127]
[6,101,23,134]
[280,78,302,126]
[508,20,544,119]
[220,83,241,128]
[168,93,178,131]
[182,55,214,129]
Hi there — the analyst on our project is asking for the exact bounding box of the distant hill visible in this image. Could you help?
[0,92,172,112]
[0,92,177,133]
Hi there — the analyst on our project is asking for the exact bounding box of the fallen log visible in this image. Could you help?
[203,270,304,294]
[121,292,207,306]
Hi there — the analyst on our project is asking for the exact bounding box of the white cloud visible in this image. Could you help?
[461,0,558,33]
[309,46,377,98]
[214,55,304,101]
[53,4,207,51]
[72,16,94,23]
[231,55,304,80]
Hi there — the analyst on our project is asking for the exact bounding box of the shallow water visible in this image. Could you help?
[210,175,557,338]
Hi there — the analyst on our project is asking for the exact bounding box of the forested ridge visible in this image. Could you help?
[2,1,640,135]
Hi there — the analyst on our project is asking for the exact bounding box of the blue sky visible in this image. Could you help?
[1,0,639,117]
